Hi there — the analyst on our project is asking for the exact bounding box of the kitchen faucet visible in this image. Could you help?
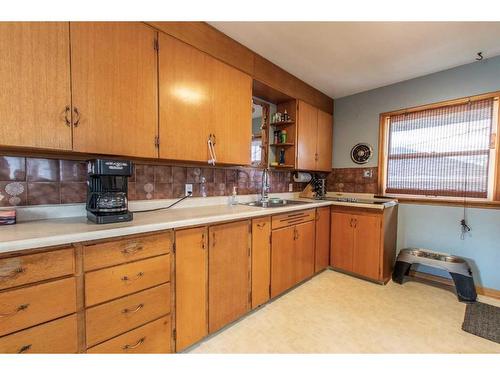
[261,168,270,202]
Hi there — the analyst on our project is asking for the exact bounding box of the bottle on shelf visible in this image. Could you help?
[280,129,287,143]
[279,148,285,164]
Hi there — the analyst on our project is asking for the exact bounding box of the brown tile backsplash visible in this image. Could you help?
[0,154,313,207]
[327,167,378,194]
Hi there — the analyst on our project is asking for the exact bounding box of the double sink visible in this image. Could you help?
[241,198,310,208]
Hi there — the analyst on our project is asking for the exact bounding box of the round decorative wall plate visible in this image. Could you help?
[350,143,373,164]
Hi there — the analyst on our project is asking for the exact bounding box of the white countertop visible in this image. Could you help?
[0,195,396,254]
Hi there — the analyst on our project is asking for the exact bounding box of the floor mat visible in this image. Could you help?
[462,302,500,344]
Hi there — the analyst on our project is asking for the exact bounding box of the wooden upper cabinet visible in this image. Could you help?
[212,58,252,165]
[158,33,212,163]
[316,110,333,171]
[296,100,318,170]
[70,22,158,158]
[0,22,72,150]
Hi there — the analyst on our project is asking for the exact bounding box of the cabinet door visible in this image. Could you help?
[316,110,333,171]
[315,207,331,272]
[158,33,212,162]
[0,22,71,150]
[175,227,208,352]
[330,212,354,272]
[208,221,250,333]
[296,100,318,170]
[353,214,381,280]
[270,226,295,298]
[70,22,158,158]
[251,217,271,309]
[212,58,252,165]
[294,221,315,283]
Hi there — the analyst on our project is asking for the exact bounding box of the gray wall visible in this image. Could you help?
[333,55,500,168]
[332,55,500,290]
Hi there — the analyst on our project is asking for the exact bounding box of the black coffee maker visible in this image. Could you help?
[86,159,134,224]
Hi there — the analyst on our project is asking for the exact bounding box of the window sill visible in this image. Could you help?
[390,197,500,209]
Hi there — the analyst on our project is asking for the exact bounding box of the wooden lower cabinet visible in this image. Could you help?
[87,316,171,354]
[293,221,315,284]
[330,206,398,283]
[175,226,208,352]
[208,220,250,333]
[314,207,330,272]
[0,277,76,337]
[0,315,78,354]
[251,217,271,308]
[271,217,315,298]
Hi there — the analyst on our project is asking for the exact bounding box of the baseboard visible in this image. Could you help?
[409,270,500,300]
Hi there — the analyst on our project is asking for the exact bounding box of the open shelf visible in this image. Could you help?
[270,121,295,127]
[270,143,295,147]
[271,164,295,169]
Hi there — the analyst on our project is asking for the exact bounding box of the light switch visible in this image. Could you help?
[289,183,293,192]
[363,169,373,178]
[185,184,193,196]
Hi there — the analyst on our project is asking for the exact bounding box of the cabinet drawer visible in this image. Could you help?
[87,316,171,354]
[0,248,74,291]
[272,209,315,230]
[85,255,171,306]
[0,277,76,337]
[84,232,173,271]
[86,283,171,347]
[0,314,78,354]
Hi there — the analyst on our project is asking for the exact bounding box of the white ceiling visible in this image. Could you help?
[209,22,500,98]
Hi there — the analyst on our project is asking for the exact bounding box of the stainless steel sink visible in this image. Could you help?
[241,199,309,208]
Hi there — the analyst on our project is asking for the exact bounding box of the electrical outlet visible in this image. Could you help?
[363,169,373,178]
[185,183,193,196]
[289,183,293,192]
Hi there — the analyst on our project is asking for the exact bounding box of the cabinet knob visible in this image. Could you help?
[73,107,81,127]
[0,267,25,281]
[0,303,29,318]
[63,106,71,127]
[122,337,146,351]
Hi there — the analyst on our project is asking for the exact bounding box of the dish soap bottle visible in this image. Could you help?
[229,186,238,205]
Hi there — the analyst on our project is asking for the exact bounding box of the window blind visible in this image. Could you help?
[386,98,494,199]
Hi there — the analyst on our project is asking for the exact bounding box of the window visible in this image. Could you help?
[380,94,499,201]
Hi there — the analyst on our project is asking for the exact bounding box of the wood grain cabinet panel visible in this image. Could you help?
[293,221,315,284]
[158,32,213,163]
[0,277,76,337]
[270,226,296,298]
[208,220,250,333]
[0,314,78,354]
[352,214,381,280]
[315,207,331,272]
[316,110,333,171]
[330,207,397,283]
[85,283,171,347]
[83,232,173,271]
[87,316,171,354]
[330,212,354,272]
[70,22,158,158]
[0,248,74,291]
[251,217,271,308]
[0,22,72,150]
[212,58,252,165]
[296,100,318,170]
[175,227,208,352]
[85,255,170,306]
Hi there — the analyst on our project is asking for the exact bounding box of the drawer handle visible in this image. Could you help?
[122,303,144,314]
[256,223,266,229]
[0,267,26,281]
[280,215,307,222]
[0,303,29,318]
[122,242,144,255]
[18,344,32,354]
[122,337,146,351]
[121,272,144,282]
